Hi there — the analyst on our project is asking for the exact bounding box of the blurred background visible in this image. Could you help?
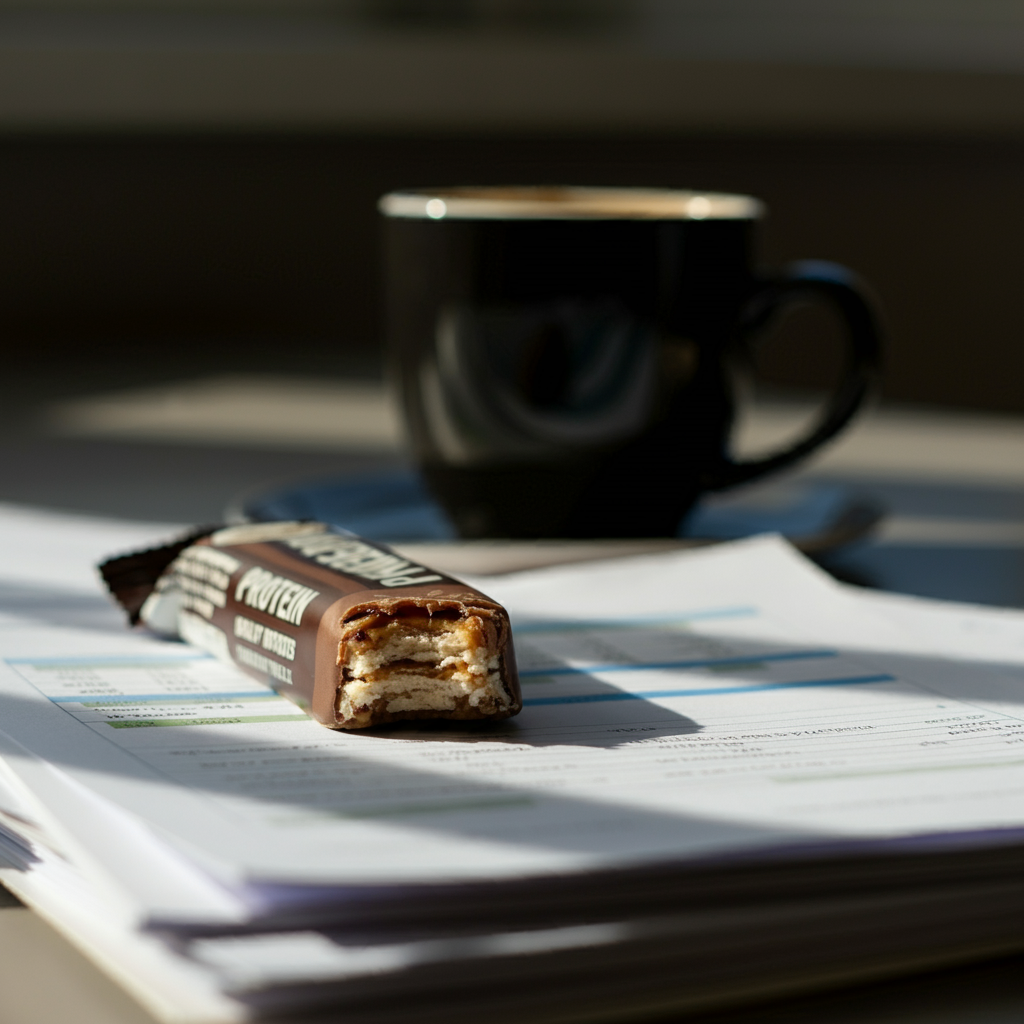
[5,0,1024,601]
[3,0,1024,404]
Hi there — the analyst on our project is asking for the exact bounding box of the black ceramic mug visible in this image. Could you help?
[380,186,882,539]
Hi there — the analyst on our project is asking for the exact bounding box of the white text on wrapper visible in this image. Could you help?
[234,644,294,685]
[233,615,297,661]
[234,567,320,626]
[167,547,242,620]
[283,534,443,587]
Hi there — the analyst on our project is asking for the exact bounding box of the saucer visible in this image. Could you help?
[236,470,882,552]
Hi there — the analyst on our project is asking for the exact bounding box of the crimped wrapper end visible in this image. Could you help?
[98,526,220,625]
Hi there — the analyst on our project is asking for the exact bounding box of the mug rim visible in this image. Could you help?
[379,186,764,221]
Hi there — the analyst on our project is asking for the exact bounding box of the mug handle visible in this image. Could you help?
[704,260,883,491]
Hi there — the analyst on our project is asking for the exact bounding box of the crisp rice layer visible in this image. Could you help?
[337,610,510,728]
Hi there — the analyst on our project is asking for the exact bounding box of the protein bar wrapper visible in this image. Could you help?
[100,522,521,730]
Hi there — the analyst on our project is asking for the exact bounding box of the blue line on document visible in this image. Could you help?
[6,653,212,667]
[522,674,894,706]
[519,649,835,679]
[50,691,275,704]
[512,607,757,634]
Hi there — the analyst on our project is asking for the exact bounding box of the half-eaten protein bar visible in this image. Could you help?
[99,522,521,730]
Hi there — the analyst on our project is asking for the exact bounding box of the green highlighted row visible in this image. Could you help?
[82,694,276,708]
[107,714,307,729]
[777,755,1024,784]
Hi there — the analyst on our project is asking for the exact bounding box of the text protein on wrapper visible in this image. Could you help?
[100,522,521,730]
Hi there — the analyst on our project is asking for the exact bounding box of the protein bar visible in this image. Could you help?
[100,522,521,730]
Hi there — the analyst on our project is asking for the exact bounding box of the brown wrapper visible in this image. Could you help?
[100,523,521,730]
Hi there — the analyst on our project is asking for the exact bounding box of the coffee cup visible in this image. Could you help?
[380,186,881,538]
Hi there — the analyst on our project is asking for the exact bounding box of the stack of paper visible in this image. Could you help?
[3,504,1024,1022]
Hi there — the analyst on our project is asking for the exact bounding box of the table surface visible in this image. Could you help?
[5,382,1024,1023]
